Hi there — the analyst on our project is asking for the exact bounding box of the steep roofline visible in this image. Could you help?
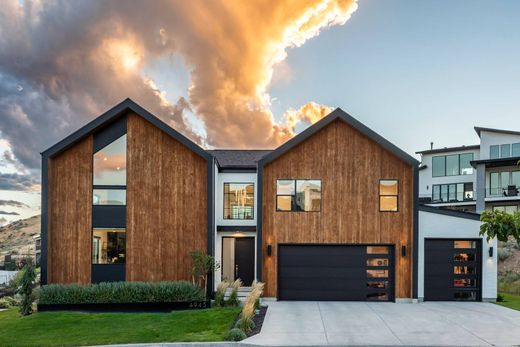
[474,126,520,138]
[418,204,481,221]
[41,98,211,161]
[258,107,419,167]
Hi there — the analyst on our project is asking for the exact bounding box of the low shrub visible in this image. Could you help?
[497,293,504,302]
[235,316,255,332]
[214,281,229,307]
[225,328,247,341]
[1,296,20,307]
[38,281,205,305]
[498,248,511,261]
[0,298,10,309]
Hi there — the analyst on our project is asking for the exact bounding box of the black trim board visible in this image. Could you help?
[470,156,520,169]
[416,145,480,155]
[418,205,481,221]
[258,108,419,167]
[412,165,419,299]
[217,225,256,232]
[40,155,49,285]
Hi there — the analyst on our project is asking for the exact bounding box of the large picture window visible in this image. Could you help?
[379,179,398,212]
[276,179,321,212]
[223,183,254,219]
[432,183,473,202]
[432,153,474,177]
[93,134,127,205]
[92,228,126,264]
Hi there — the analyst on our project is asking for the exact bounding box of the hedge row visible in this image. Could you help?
[38,281,205,304]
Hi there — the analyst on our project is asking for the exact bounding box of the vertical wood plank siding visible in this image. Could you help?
[48,136,93,284]
[262,120,414,298]
[126,114,207,282]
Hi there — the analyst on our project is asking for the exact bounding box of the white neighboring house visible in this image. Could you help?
[415,126,520,302]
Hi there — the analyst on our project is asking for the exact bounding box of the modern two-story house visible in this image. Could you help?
[40,99,497,302]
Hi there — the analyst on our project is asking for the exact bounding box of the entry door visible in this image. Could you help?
[222,237,255,286]
[424,239,481,301]
[234,238,255,286]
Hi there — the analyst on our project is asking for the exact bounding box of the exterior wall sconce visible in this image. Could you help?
[401,245,406,257]
[267,244,272,256]
[489,246,493,257]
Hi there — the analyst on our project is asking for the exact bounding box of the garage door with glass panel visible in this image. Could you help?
[278,245,394,301]
[424,239,481,301]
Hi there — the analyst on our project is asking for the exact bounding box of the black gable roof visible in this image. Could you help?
[210,150,272,169]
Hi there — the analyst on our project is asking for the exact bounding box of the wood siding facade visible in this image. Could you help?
[126,114,208,282]
[261,119,415,298]
[47,136,93,284]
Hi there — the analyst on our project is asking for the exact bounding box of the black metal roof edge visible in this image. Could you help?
[41,98,211,161]
[217,225,256,232]
[418,204,481,221]
[415,144,480,155]
[470,156,520,168]
[258,108,419,167]
[474,126,520,138]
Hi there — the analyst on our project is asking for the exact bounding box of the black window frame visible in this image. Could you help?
[276,179,322,212]
[91,228,127,265]
[431,182,474,202]
[223,182,255,220]
[379,179,399,212]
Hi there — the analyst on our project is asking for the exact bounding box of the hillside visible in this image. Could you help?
[0,215,40,263]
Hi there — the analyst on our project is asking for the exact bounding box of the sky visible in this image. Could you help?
[0,0,519,225]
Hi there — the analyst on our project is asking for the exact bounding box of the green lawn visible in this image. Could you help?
[0,307,240,347]
[496,293,520,311]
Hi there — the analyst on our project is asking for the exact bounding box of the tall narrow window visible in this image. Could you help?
[223,183,254,219]
[379,179,398,212]
[490,145,500,159]
[93,134,127,205]
[446,155,459,176]
[512,143,520,157]
[432,156,445,177]
[490,172,499,196]
[459,153,474,175]
[501,144,511,158]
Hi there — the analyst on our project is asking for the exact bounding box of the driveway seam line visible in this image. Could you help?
[421,304,493,346]
[316,302,329,345]
[365,302,404,345]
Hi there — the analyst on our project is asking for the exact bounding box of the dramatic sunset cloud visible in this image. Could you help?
[0,0,358,182]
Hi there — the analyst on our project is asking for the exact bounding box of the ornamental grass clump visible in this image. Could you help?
[235,281,264,333]
[226,279,242,307]
[214,281,229,307]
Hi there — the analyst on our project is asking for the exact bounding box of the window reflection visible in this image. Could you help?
[93,189,126,205]
[223,183,254,219]
[296,180,321,211]
[92,228,126,264]
[93,134,127,186]
[379,180,398,212]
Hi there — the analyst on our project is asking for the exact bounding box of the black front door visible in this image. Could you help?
[234,237,255,286]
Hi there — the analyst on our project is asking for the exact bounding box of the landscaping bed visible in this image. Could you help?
[496,293,520,311]
[243,306,268,337]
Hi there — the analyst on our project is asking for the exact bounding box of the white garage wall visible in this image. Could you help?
[418,210,497,301]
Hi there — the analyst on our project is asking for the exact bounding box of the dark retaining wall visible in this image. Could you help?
[37,301,210,313]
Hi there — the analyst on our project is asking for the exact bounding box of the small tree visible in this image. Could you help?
[191,250,219,296]
[480,210,520,243]
[19,261,36,316]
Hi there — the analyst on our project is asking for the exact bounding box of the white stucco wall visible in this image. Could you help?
[479,130,520,160]
[418,210,497,301]
[215,172,257,226]
[418,148,479,200]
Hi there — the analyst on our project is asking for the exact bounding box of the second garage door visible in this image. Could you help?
[278,244,394,301]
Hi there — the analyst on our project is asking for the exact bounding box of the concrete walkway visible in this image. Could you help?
[244,301,520,346]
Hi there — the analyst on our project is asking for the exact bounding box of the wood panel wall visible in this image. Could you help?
[126,114,207,282]
[262,119,414,298]
[48,136,93,284]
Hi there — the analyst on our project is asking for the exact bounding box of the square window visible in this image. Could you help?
[295,180,321,211]
[380,196,398,212]
[276,196,293,211]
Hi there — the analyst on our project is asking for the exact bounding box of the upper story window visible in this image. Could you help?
[379,179,398,212]
[432,183,473,202]
[489,170,520,196]
[224,183,254,219]
[276,179,321,212]
[93,134,127,205]
[490,143,520,159]
[432,153,473,177]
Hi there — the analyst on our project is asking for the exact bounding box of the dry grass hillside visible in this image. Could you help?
[498,238,520,294]
[0,215,40,264]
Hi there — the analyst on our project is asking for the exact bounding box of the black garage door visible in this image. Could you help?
[278,245,394,301]
[424,239,482,301]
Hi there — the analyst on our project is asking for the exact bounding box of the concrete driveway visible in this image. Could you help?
[244,301,520,346]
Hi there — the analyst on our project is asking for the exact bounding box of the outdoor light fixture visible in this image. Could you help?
[489,246,493,257]
[401,245,407,257]
[267,244,272,256]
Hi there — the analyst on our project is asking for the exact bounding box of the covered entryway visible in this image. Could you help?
[424,239,482,301]
[221,236,255,286]
[277,244,394,301]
